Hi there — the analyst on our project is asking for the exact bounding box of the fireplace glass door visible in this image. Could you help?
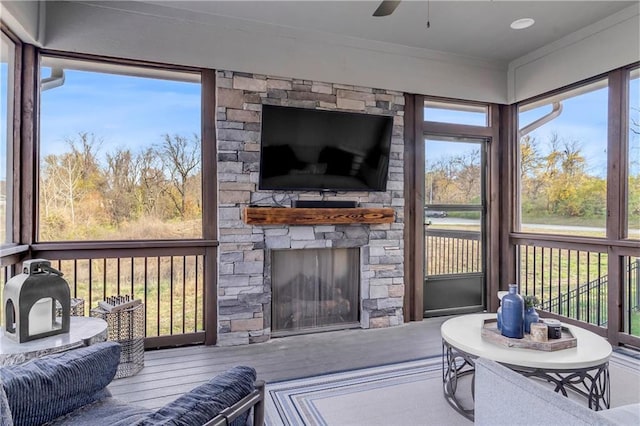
[271,248,359,335]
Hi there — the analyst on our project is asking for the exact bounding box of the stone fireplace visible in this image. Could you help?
[216,70,405,346]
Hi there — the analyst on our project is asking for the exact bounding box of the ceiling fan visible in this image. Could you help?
[372,0,401,17]
[373,0,431,28]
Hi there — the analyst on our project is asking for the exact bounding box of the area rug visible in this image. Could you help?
[264,352,640,426]
[264,356,472,426]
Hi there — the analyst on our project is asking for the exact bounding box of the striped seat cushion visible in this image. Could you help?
[0,342,121,426]
[137,366,257,426]
[1,376,12,426]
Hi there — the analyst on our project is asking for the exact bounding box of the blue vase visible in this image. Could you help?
[501,284,524,339]
[524,307,540,334]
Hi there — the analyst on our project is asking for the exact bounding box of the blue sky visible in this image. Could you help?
[519,85,609,177]
[39,67,201,163]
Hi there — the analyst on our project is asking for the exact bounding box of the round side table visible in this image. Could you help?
[0,316,108,366]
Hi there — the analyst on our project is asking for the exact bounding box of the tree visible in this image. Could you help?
[39,132,107,239]
[105,148,139,225]
[519,133,606,219]
[425,148,481,204]
[158,134,201,219]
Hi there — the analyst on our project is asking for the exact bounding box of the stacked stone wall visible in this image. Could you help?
[216,70,405,346]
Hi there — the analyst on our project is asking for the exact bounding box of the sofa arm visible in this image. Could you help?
[474,357,614,426]
[204,380,265,426]
[140,366,259,426]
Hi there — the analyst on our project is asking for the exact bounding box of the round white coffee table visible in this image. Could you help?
[0,316,108,366]
[441,313,612,420]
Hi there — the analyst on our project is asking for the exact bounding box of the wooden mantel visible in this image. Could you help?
[243,207,395,225]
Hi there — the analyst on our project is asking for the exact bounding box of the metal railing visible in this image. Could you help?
[1,248,207,346]
[541,274,609,326]
[426,229,482,276]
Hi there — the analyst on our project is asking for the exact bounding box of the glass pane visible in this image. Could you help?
[628,69,639,240]
[425,211,482,276]
[39,58,201,241]
[624,256,640,337]
[271,248,359,333]
[424,100,488,126]
[425,138,482,205]
[518,79,608,237]
[0,32,15,245]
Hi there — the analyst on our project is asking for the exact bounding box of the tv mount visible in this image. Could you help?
[292,200,358,208]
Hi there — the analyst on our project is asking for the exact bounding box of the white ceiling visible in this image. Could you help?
[138,0,637,63]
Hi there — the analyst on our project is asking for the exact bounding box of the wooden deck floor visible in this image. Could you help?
[108,316,449,409]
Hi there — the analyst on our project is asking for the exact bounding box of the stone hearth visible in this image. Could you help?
[216,70,405,346]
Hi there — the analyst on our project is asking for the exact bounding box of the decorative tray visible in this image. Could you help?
[481,318,577,351]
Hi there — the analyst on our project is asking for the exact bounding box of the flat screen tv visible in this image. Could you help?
[259,105,393,192]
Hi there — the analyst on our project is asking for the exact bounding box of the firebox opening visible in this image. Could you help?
[271,247,360,336]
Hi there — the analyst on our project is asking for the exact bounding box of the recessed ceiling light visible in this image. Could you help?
[511,18,535,30]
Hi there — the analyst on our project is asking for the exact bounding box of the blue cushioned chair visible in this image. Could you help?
[0,342,264,426]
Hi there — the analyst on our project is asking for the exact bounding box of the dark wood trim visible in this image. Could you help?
[402,93,415,322]
[0,23,22,44]
[31,240,218,251]
[243,207,395,225]
[509,233,640,250]
[0,253,24,269]
[610,245,640,257]
[32,245,210,261]
[486,104,501,312]
[607,249,622,346]
[617,333,640,350]
[144,332,206,350]
[201,69,218,346]
[422,97,498,317]
[413,95,426,321]
[1,28,23,247]
[607,69,625,241]
[499,104,518,295]
[0,244,28,257]
[20,44,38,246]
[606,69,625,346]
[403,93,425,322]
[202,70,217,241]
[204,246,217,345]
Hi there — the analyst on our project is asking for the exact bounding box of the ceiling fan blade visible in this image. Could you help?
[372,0,401,17]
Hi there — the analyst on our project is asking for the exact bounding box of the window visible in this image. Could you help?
[0,32,15,246]
[517,79,608,237]
[38,57,202,241]
[424,100,488,126]
[628,68,639,239]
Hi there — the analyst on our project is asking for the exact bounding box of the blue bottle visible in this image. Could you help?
[501,284,524,339]
[524,307,540,334]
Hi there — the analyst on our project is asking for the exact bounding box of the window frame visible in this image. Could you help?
[36,51,207,243]
[515,76,610,239]
[510,63,640,349]
[625,66,639,241]
[0,25,26,267]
